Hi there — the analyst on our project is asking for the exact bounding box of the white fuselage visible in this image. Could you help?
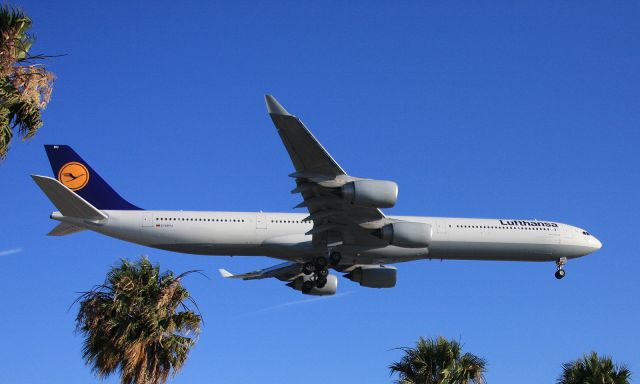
[56,210,602,265]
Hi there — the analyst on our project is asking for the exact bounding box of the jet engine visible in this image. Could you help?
[344,265,397,288]
[287,274,338,296]
[342,180,398,208]
[377,222,432,248]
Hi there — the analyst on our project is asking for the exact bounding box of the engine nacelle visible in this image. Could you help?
[287,274,338,296]
[378,222,432,248]
[344,265,397,288]
[342,180,398,208]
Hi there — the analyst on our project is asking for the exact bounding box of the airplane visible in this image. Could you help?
[32,95,602,295]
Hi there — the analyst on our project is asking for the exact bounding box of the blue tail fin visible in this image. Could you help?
[44,145,142,210]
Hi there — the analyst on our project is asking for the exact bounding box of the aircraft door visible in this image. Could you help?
[254,213,268,244]
[435,220,449,240]
[256,213,267,229]
[141,212,155,228]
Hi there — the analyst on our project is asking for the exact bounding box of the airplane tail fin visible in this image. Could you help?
[44,145,141,210]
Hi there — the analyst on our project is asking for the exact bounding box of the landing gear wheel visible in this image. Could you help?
[555,257,567,280]
[316,268,329,278]
[315,277,328,288]
[315,257,328,270]
[329,251,342,266]
[302,280,314,294]
[302,262,315,275]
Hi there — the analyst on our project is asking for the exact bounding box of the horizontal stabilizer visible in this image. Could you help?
[31,175,107,219]
[47,222,86,236]
[218,269,234,278]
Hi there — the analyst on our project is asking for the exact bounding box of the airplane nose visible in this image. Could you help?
[591,236,602,251]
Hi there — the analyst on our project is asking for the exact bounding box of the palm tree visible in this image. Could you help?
[75,257,202,384]
[0,5,54,161]
[557,352,631,384]
[390,336,486,384]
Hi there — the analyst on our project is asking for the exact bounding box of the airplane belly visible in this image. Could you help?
[346,245,430,265]
[158,223,259,255]
[260,234,315,259]
[429,240,557,262]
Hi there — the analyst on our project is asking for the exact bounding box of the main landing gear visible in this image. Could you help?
[555,257,567,280]
[301,252,342,293]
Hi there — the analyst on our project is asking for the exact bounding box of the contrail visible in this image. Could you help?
[0,248,23,257]
[238,291,355,317]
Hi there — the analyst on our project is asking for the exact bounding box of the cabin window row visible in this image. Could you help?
[270,220,311,224]
[454,225,552,231]
[156,218,245,223]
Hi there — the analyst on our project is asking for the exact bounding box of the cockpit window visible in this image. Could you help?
[582,231,591,236]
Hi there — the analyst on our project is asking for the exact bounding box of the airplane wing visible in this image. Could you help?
[218,261,302,281]
[219,261,340,296]
[265,95,391,247]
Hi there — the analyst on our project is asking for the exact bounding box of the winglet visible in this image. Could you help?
[218,269,234,278]
[264,94,291,116]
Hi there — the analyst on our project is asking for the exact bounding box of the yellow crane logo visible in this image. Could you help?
[58,162,90,190]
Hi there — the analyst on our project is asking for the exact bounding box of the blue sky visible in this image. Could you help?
[1,1,639,382]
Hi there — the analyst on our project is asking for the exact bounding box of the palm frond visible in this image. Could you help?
[557,352,631,384]
[74,256,202,384]
[0,4,55,161]
[390,336,487,384]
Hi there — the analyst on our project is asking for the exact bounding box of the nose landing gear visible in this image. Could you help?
[555,257,567,279]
